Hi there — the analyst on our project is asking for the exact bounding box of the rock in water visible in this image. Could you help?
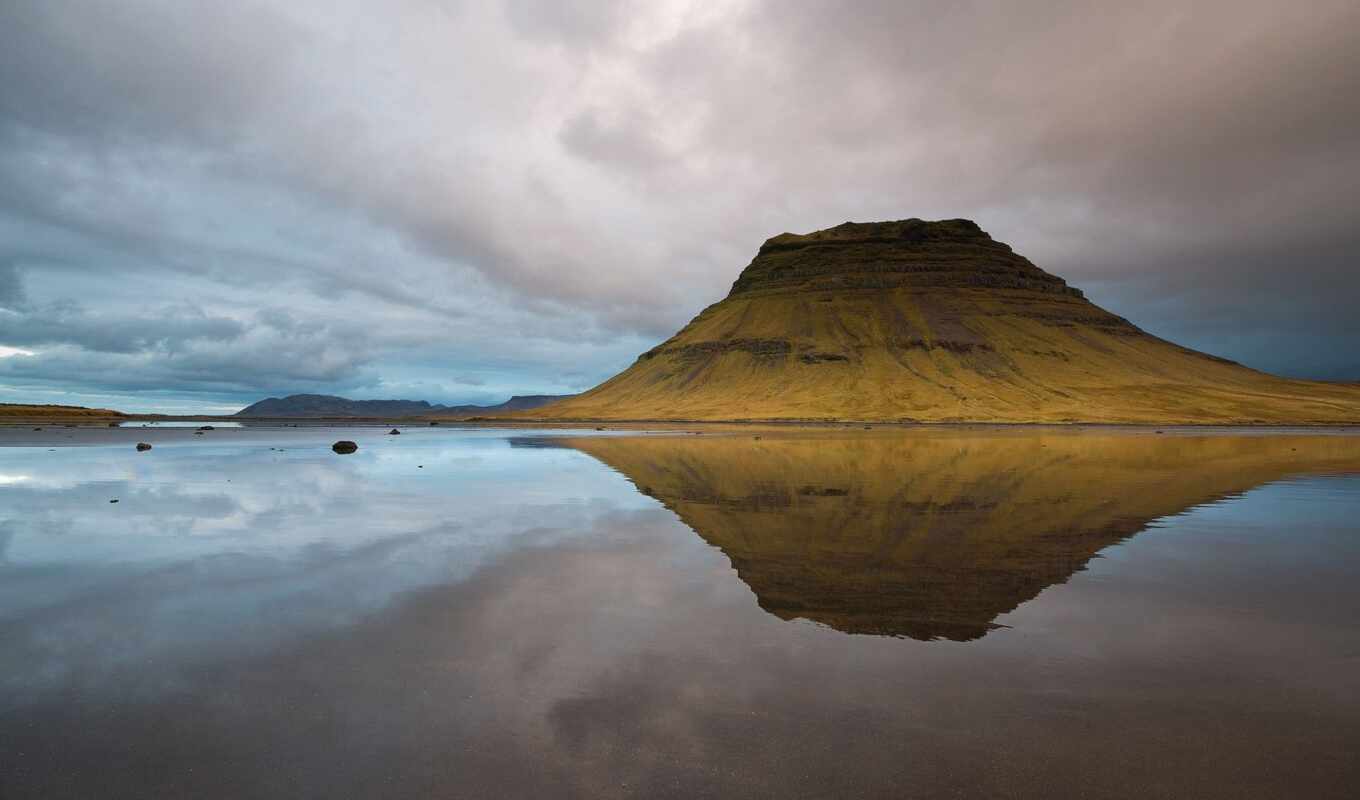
[531,219,1360,424]
[135,442,152,451]
[332,441,358,454]
[388,428,401,435]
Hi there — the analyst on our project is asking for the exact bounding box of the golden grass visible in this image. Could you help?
[529,286,1360,423]
[0,403,125,419]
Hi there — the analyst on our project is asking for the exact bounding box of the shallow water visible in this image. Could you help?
[2,426,1358,798]
[116,420,246,428]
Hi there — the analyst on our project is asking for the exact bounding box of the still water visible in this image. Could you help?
[1,426,1358,798]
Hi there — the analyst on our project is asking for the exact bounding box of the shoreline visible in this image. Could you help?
[8,404,1360,429]
[2,417,1358,436]
[4,413,1360,428]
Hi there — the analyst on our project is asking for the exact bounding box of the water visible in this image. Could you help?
[115,420,246,428]
[2,426,1358,798]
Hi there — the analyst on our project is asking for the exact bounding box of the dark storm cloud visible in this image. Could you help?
[0,1,305,143]
[1,302,244,355]
[1,0,1356,410]
[0,262,23,308]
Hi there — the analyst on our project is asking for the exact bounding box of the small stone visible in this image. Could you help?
[136,442,152,451]
[198,425,214,431]
[388,428,401,435]
[332,440,358,454]
[109,499,119,503]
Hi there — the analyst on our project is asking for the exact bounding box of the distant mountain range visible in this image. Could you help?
[235,393,574,418]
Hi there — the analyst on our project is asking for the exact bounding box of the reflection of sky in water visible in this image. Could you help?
[117,420,247,428]
[0,429,661,698]
[2,430,650,564]
[1,430,1359,798]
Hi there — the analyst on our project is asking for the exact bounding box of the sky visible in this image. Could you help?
[1,0,1357,413]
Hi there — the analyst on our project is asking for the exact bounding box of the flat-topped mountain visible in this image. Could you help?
[237,393,573,418]
[532,219,1360,423]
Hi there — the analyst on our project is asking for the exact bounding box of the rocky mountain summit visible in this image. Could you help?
[729,218,1084,298]
[531,218,1360,423]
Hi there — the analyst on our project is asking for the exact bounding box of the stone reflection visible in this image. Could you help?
[560,431,1360,641]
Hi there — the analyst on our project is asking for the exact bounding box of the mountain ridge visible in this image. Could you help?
[236,393,574,418]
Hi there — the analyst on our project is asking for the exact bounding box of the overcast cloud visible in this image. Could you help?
[1,0,1356,412]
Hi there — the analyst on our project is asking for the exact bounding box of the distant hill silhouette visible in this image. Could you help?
[0,403,125,419]
[236,393,574,418]
[531,218,1360,423]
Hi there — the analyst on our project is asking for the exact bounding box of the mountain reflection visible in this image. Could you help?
[555,431,1360,641]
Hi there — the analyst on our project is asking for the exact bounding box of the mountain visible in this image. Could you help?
[558,430,1360,640]
[530,219,1360,423]
[484,395,578,413]
[236,395,436,417]
[235,393,574,418]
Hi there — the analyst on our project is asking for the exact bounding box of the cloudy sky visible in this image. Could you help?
[1,0,1356,413]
